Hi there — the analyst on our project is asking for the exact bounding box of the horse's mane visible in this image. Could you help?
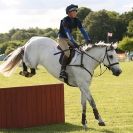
[82,41,117,51]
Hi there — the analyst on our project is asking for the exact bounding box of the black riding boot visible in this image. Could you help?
[59,55,68,79]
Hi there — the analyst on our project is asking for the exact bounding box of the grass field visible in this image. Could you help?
[0,62,133,133]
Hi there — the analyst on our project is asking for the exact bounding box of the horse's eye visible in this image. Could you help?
[109,55,113,59]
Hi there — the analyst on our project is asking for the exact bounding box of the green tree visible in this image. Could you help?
[0,40,24,54]
[118,37,133,52]
[127,20,133,37]
[0,27,59,54]
[112,18,127,41]
[75,7,92,44]
[77,7,92,22]
[120,9,133,26]
[84,10,114,42]
[0,42,8,54]
[0,33,10,43]
[11,30,30,40]
[8,29,18,38]
[43,28,58,38]
[84,10,127,42]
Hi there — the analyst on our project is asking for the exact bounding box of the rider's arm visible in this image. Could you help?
[79,28,91,42]
[64,27,79,48]
[62,20,79,48]
[77,20,91,43]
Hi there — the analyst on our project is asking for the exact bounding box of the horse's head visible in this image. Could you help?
[102,43,122,76]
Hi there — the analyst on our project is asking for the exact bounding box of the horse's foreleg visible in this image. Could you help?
[81,92,87,129]
[80,84,105,126]
[90,96,105,126]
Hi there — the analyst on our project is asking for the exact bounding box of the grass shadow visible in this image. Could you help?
[0,123,115,133]
[0,123,81,133]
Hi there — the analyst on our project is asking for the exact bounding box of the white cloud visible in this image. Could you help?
[0,8,65,33]
[122,3,133,12]
[0,0,132,33]
[0,0,20,9]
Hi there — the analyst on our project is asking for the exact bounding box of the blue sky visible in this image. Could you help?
[0,0,132,33]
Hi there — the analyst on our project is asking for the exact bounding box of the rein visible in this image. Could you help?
[54,45,119,78]
[68,46,119,77]
[68,48,105,77]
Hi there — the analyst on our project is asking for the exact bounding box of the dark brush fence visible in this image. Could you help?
[0,83,64,128]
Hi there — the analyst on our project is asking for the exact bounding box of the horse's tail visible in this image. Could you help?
[0,47,24,77]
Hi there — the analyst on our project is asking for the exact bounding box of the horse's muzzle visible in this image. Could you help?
[111,68,122,76]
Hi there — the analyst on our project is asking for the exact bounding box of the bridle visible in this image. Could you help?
[102,46,119,70]
[68,45,119,77]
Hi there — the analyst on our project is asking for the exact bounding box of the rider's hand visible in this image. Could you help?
[73,42,79,49]
[86,39,93,48]
[79,46,83,51]
[86,39,92,45]
[87,44,93,48]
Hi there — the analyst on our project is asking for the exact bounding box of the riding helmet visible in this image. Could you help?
[66,4,78,14]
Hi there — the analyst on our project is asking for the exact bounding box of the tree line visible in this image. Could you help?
[0,7,133,54]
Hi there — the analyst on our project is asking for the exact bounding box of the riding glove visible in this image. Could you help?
[73,42,79,49]
[86,39,92,44]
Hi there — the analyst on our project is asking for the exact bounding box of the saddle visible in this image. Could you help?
[57,45,75,65]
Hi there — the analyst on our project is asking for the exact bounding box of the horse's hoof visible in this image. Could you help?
[19,71,29,76]
[19,71,23,75]
[19,71,33,77]
[83,125,88,130]
[98,122,106,126]
[25,73,35,78]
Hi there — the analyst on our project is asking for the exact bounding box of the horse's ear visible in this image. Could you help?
[110,42,117,50]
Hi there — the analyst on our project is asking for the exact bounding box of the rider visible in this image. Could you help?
[58,4,92,79]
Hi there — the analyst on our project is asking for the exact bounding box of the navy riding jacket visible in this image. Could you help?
[58,16,90,47]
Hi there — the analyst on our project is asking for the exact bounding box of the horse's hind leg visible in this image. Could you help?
[19,62,30,77]
[29,68,36,77]
[19,62,36,77]
[22,68,36,77]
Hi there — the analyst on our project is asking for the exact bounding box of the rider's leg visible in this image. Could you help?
[58,38,70,79]
[60,55,69,79]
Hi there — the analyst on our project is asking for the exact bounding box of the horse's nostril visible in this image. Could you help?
[111,67,122,76]
[115,69,122,76]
